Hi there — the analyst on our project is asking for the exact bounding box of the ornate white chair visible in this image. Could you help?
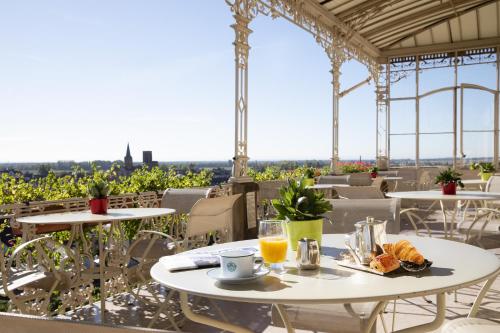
[0,235,92,316]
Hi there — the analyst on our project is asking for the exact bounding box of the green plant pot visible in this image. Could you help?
[480,172,492,181]
[285,218,323,251]
[303,178,315,187]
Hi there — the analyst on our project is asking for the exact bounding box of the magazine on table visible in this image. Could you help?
[159,246,260,272]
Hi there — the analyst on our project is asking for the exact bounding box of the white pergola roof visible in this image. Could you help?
[314,0,500,61]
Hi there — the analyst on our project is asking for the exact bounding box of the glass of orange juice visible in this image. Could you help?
[258,220,288,274]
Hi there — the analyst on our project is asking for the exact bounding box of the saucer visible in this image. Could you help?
[206,267,270,284]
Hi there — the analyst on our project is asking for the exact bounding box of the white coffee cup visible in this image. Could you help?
[219,250,262,278]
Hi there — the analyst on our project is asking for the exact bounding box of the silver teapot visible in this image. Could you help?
[345,217,387,265]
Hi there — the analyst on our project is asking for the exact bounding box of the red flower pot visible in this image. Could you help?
[89,198,108,214]
[441,182,456,195]
[370,172,378,179]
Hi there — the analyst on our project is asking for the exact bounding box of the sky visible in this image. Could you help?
[0,1,495,163]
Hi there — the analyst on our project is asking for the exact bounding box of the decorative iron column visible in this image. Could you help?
[329,56,342,172]
[227,0,255,182]
[375,64,390,170]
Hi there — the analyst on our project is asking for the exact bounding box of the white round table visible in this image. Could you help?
[151,235,500,333]
[386,191,500,238]
[461,179,488,191]
[17,208,176,317]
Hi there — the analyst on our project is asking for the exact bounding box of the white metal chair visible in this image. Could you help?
[334,186,385,200]
[317,175,350,185]
[323,198,401,234]
[0,235,93,316]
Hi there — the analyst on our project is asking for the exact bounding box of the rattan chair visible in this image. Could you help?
[334,186,385,199]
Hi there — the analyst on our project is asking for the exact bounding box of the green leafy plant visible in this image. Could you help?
[368,166,379,173]
[338,162,370,174]
[87,179,110,199]
[469,162,495,174]
[435,168,464,188]
[272,178,332,221]
[303,168,315,179]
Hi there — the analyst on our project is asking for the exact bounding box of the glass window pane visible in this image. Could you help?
[419,90,454,133]
[391,70,416,98]
[462,88,495,131]
[462,132,494,161]
[459,63,496,90]
[390,134,415,166]
[420,134,454,166]
[390,100,415,134]
[419,67,454,95]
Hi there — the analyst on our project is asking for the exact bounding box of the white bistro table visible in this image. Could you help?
[17,208,176,318]
[461,179,488,191]
[386,191,500,238]
[383,176,404,191]
[151,234,499,333]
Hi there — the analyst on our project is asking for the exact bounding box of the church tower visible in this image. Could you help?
[124,143,133,171]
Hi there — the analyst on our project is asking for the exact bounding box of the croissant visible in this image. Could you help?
[383,240,424,265]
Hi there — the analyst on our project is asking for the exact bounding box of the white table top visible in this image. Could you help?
[308,184,350,189]
[16,208,176,225]
[462,179,487,185]
[386,190,500,201]
[151,234,499,305]
[383,176,403,181]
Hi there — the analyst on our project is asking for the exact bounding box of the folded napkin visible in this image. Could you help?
[160,247,259,272]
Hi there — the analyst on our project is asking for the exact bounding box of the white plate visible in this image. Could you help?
[207,267,270,284]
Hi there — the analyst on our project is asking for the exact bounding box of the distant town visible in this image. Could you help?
[1,144,490,186]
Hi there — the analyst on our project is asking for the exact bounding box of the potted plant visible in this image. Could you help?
[87,179,110,214]
[368,166,379,179]
[272,178,333,250]
[302,168,315,187]
[435,168,464,195]
[470,162,495,181]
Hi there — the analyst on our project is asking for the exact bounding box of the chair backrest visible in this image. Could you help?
[348,173,373,186]
[185,194,243,247]
[378,170,399,177]
[0,311,174,333]
[257,180,288,201]
[485,175,500,193]
[334,186,385,199]
[317,175,350,185]
[323,198,401,234]
[160,188,213,214]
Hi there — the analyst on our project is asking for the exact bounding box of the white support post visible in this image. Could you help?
[228,0,255,182]
[330,59,341,172]
[415,56,420,169]
[375,64,390,170]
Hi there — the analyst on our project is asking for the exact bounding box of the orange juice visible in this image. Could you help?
[259,237,288,263]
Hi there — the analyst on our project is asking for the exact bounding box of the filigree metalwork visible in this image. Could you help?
[376,64,389,169]
[330,59,341,171]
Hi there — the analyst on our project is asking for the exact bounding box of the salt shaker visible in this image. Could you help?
[296,238,320,270]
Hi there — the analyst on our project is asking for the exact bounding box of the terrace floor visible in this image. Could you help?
[64,211,500,332]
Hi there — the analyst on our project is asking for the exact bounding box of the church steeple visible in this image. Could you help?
[124,143,133,170]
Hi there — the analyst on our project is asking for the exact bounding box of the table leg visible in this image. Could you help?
[393,293,445,333]
[449,201,459,239]
[468,274,498,318]
[98,221,105,320]
[273,304,295,333]
[179,292,255,333]
[439,201,449,239]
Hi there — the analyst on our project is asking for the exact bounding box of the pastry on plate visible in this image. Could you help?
[383,240,425,265]
[370,253,400,273]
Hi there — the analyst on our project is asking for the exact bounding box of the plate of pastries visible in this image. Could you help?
[369,240,432,274]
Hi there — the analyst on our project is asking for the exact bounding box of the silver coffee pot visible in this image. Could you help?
[345,217,387,265]
[296,238,320,270]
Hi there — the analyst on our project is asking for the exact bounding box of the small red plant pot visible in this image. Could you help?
[370,172,378,179]
[89,198,108,214]
[441,182,456,195]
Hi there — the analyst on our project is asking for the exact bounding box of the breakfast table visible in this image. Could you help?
[386,191,500,239]
[16,207,176,318]
[151,234,500,333]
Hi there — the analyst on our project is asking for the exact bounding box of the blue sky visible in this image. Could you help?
[0,1,495,163]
